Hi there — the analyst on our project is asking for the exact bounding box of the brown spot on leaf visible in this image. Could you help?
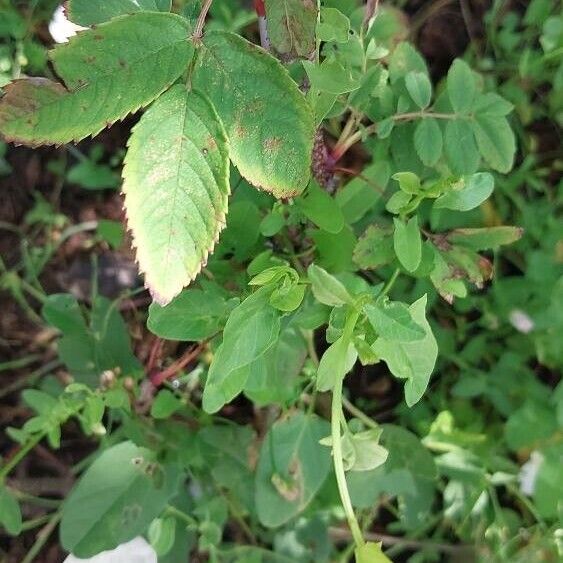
[263,137,282,152]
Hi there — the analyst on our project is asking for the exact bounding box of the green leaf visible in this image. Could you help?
[123,86,229,305]
[151,389,183,419]
[393,216,422,272]
[392,171,420,194]
[244,327,307,406]
[372,295,437,406]
[270,283,306,312]
[317,7,350,43]
[364,300,426,342]
[148,289,230,341]
[67,0,171,25]
[308,264,353,307]
[335,161,388,224]
[447,226,523,250]
[303,59,361,94]
[447,59,476,113]
[356,542,392,563]
[193,31,314,197]
[434,172,494,211]
[148,516,176,557]
[472,115,516,173]
[42,295,140,387]
[473,92,514,116]
[353,225,395,270]
[0,486,22,536]
[388,42,427,83]
[347,429,389,472]
[0,13,192,146]
[255,413,331,527]
[316,335,357,391]
[405,71,432,109]
[203,287,281,413]
[265,0,317,58]
[296,182,345,234]
[60,441,182,558]
[414,118,442,166]
[444,119,480,175]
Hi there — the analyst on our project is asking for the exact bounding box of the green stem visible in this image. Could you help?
[380,267,400,298]
[22,510,62,563]
[0,434,44,482]
[332,377,365,549]
[165,504,198,527]
[341,396,378,430]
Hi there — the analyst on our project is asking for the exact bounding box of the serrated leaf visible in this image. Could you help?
[405,71,431,109]
[372,295,437,406]
[471,115,516,173]
[393,216,421,272]
[265,0,317,58]
[364,300,426,342]
[123,86,229,305]
[444,119,480,175]
[414,118,442,166]
[0,13,192,146]
[203,287,281,413]
[434,172,494,211]
[192,31,314,197]
[447,59,476,113]
[67,0,172,26]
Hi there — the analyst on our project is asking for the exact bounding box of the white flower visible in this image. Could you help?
[64,537,157,563]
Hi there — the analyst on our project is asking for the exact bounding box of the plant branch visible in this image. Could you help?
[332,377,364,549]
[193,0,213,41]
[0,434,44,482]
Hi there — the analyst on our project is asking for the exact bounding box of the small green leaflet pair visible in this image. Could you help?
[0,12,315,305]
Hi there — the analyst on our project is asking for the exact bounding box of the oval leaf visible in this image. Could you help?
[193,31,314,197]
[0,13,192,146]
[123,85,229,305]
[60,441,182,558]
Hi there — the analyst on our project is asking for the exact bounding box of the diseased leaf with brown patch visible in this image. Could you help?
[0,13,192,146]
[192,31,314,198]
[123,85,229,306]
[265,0,317,58]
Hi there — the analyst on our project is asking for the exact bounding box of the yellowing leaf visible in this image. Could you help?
[193,31,314,197]
[123,86,229,305]
[0,13,192,145]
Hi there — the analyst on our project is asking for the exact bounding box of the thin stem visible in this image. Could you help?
[380,267,400,298]
[21,509,62,563]
[341,396,378,430]
[332,377,365,549]
[0,434,44,482]
[193,0,213,40]
[165,504,198,527]
[332,111,460,161]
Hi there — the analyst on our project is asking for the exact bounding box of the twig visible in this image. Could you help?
[329,527,474,555]
[21,509,63,563]
[193,0,213,40]
[150,342,207,387]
